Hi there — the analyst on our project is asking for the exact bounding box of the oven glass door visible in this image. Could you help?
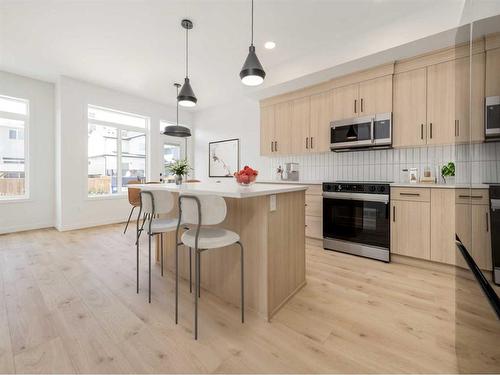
[486,102,500,136]
[331,121,371,144]
[323,197,390,248]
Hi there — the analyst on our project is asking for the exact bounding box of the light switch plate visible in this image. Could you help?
[270,194,277,211]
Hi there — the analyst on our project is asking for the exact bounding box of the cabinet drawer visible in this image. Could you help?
[306,184,322,196]
[305,216,322,239]
[391,187,430,202]
[455,189,489,205]
[305,195,322,217]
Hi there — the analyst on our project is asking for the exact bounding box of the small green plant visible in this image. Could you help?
[166,159,192,177]
[441,162,455,177]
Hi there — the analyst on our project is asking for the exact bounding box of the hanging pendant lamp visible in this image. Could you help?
[177,19,197,107]
[240,0,266,86]
[163,83,192,137]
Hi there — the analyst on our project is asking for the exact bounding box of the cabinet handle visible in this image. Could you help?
[360,98,364,113]
[275,141,278,152]
[457,120,460,137]
[393,205,396,222]
[429,123,433,139]
[455,120,458,137]
[354,99,357,114]
[486,212,489,232]
[306,137,309,149]
[400,192,420,196]
[458,195,483,199]
[310,137,314,149]
[420,124,424,140]
[271,141,274,152]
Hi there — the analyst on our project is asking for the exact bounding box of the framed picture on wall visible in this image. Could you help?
[209,138,240,177]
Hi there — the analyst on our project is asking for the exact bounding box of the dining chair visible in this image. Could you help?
[124,180,141,234]
[175,194,244,339]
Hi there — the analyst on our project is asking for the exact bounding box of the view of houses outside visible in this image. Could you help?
[0,95,28,198]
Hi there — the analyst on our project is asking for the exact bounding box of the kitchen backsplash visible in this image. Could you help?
[261,142,500,184]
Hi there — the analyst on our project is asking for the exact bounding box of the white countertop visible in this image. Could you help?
[390,183,490,189]
[131,181,307,198]
[257,179,323,185]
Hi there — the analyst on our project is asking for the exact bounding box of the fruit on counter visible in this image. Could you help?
[234,165,258,185]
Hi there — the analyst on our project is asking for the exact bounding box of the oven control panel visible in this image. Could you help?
[322,182,390,194]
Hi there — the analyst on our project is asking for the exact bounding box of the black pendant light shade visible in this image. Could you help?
[178,19,197,107]
[240,0,266,86]
[240,45,266,86]
[163,83,191,138]
[177,77,197,107]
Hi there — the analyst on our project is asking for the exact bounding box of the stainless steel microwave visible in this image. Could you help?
[330,112,392,152]
[486,96,500,140]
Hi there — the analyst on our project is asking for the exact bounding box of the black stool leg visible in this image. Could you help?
[160,233,164,277]
[194,249,199,340]
[148,234,152,304]
[238,241,245,323]
[136,216,140,294]
[198,252,201,298]
[175,242,179,324]
[189,247,192,293]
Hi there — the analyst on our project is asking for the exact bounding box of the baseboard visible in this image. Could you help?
[0,221,54,235]
[391,254,457,275]
[56,217,127,232]
[306,237,323,247]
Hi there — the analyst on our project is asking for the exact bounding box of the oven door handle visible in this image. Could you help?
[323,191,389,204]
[370,117,375,144]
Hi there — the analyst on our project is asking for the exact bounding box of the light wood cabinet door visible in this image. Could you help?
[456,203,492,271]
[332,83,359,121]
[260,105,275,156]
[291,97,311,154]
[358,75,393,116]
[486,47,500,97]
[393,68,427,148]
[430,189,456,265]
[427,60,456,145]
[391,200,431,260]
[305,215,322,239]
[471,53,486,143]
[309,91,333,152]
[274,101,292,155]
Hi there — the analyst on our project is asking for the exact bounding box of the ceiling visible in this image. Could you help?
[0,0,468,110]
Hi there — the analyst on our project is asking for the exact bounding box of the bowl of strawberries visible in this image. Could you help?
[234,166,258,186]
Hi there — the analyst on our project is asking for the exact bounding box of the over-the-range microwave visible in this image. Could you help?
[330,112,392,152]
[486,96,500,140]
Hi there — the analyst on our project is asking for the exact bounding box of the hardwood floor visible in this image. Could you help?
[0,224,498,373]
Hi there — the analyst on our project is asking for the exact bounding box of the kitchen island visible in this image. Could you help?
[135,182,307,321]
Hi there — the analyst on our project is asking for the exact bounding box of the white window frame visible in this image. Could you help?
[87,105,149,199]
[0,95,30,202]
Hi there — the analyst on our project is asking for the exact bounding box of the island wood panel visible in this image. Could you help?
[159,191,306,321]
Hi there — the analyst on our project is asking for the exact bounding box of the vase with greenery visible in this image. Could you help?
[166,159,191,185]
[441,162,455,185]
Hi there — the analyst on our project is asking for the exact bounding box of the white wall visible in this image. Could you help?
[56,76,193,231]
[0,71,55,234]
[193,96,263,180]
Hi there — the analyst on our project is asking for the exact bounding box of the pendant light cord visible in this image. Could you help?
[251,0,254,46]
[185,27,189,78]
[176,86,179,125]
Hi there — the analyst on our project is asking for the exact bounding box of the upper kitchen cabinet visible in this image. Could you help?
[332,83,358,120]
[427,60,456,145]
[291,97,311,154]
[358,75,393,116]
[309,91,334,153]
[332,75,393,121]
[260,105,275,156]
[274,101,293,155]
[485,44,500,97]
[393,68,427,148]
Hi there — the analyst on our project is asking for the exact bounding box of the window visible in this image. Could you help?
[0,95,29,199]
[88,105,148,196]
[160,121,188,182]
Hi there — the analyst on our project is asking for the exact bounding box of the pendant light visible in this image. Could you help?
[240,0,266,86]
[163,83,192,137]
[177,19,197,107]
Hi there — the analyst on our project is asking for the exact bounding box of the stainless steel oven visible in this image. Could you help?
[485,96,500,140]
[330,113,392,151]
[322,182,390,262]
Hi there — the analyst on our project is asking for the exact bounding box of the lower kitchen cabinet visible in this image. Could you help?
[305,185,322,240]
[430,189,456,265]
[391,198,431,260]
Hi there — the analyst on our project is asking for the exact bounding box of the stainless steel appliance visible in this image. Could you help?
[282,162,299,181]
[490,184,500,285]
[322,182,390,262]
[485,96,500,140]
[330,113,392,152]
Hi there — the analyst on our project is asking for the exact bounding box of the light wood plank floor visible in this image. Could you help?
[0,224,498,373]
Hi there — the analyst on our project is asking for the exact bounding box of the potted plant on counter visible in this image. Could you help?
[441,162,456,185]
[166,159,192,185]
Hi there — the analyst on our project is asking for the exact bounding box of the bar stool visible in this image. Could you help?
[175,194,244,340]
[124,180,141,234]
[138,189,179,303]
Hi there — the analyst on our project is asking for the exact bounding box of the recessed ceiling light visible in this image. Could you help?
[264,41,276,50]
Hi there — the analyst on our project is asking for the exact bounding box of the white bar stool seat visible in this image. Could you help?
[150,218,179,234]
[181,227,240,249]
